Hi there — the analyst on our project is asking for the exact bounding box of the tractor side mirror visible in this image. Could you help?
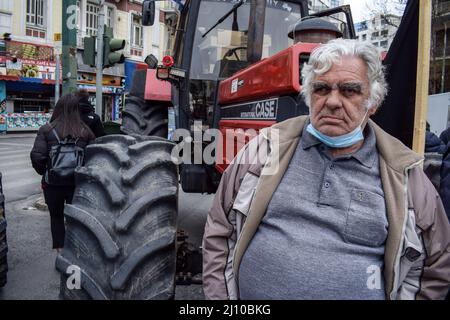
[145,54,158,69]
[142,0,156,26]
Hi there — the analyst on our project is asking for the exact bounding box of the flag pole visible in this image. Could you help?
[412,0,432,155]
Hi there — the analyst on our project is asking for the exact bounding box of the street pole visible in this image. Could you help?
[62,0,78,95]
[55,53,61,103]
[96,0,105,120]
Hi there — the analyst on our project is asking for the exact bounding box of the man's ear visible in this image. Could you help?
[368,106,378,117]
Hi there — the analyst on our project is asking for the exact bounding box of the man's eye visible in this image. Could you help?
[313,85,331,95]
[340,86,362,97]
[342,88,357,96]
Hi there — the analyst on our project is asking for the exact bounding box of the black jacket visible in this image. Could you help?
[425,131,446,154]
[440,127,450,146]
[30,124,94,179]
[79,102,106,138]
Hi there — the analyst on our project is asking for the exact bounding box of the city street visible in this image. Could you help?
[0,133,213,300]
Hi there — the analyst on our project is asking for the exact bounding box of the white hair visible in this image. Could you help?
[301,39,388,110]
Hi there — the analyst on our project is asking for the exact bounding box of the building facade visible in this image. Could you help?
[308,0,346,36]
[355,14,402,51]
[0,0,174,132]
[309,0,342,12]
[430,0,450,94]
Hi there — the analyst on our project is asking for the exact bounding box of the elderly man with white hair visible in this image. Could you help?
[202,39,450,300]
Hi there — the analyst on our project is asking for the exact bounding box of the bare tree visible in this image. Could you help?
[364,0,407,28]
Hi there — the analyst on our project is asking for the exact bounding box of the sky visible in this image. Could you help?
[343,0,368,23]
[343,0,406,23]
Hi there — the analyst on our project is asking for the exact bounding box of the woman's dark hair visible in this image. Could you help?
[50,93,94,139]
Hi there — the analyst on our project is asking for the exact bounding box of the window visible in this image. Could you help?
[0,0,13,11]
[380,40,388,48]
[26,0,46,38]
[373,42,379,47]
[0,13,11,36]
[106,6,115,29]
[356,21,368,32]
[190,0,302,79]
[26,0,45,27]
[330,0,340,7]
[86,2,100,36]
[131,14,143,56]
[362,34,367,41]
[371,31,379,39]
[381,30,389,38]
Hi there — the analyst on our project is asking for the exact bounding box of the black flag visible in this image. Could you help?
[372,0,419,148]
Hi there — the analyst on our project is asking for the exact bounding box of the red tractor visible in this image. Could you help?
[57,0,356,299]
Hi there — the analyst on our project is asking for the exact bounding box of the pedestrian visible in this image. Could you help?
[75,90,106,138]
[425,122,446,154]
[440,126,450,146]
[30,94,95,252]
[202,39,450,300]
[441,143,450,222]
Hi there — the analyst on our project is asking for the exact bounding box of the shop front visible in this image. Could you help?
[76,53,125,123]
[77,72,124,122]
[0,40,56,132]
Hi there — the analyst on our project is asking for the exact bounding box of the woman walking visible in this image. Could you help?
[30,94,95,252]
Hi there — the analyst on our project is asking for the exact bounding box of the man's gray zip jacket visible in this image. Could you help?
[203,116,450,300]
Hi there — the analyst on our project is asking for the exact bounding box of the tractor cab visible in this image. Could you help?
[141,0,355,193]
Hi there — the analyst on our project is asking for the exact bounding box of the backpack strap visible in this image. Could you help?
[52,128,61,144]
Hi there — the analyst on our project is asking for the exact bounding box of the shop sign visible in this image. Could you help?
[4,58,58,80]
[2,41,59,80]
[78,73,123,87]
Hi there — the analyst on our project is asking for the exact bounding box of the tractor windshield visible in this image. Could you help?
[190,0,302,80]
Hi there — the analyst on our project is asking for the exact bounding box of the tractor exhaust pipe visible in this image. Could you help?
[247,0,266,63]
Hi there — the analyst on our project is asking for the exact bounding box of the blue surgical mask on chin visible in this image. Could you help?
[306,111,369,149]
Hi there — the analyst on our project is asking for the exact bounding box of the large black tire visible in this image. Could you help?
[121,96,169,138]
[0,172,7,288]
[56,135,179,300]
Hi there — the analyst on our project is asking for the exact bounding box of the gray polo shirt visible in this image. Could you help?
[239,122,388,300]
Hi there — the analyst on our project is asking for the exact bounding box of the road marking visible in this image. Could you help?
[0,159,32,169]
[0,153,32,162]
[0,150,30,157]
[0,142,34,148]
[3,179,41,191]
[1,167,38,177]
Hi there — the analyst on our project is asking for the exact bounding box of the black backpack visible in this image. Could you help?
[44,129,85,186]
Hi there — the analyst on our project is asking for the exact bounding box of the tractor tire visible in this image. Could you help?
[0,172,7,288]
[121,96,169,138]
[56,135,179,300]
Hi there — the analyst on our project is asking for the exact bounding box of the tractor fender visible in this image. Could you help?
[144,69,172,102]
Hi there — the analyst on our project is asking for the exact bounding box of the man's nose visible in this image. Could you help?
[324,88,343,109]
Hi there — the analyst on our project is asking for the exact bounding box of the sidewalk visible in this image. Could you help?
[0,193,59,300]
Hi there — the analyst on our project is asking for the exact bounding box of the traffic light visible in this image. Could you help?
[83,36,96,67]
[103,26,125,69]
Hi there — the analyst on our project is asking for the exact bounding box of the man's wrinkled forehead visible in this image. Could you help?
[314,56,369,83]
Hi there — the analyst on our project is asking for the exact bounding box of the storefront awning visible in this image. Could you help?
[0,75,57,85]
[5,80,55,94]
